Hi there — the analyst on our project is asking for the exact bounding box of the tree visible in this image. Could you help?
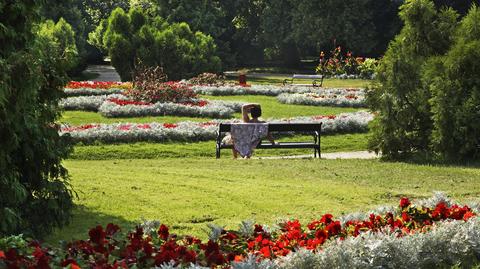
[41,0,89,73]
[428,5,480,160]
[140,0,237,68]
[0,1,74,237]
[367,0,458,159]
[261,0,300,67]
[432,0,480,15]
[37,18,79,73]
[291,0,380,57]
[100,7,221,81]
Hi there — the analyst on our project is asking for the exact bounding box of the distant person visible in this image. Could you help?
[223,103,275,158]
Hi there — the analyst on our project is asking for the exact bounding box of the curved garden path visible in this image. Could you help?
[85,64,121,82]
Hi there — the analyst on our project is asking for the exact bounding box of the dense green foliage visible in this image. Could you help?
[368,0,480,161]
[427,6,480,160]
[36,18,79,73]
[100,7,221,81]
[41,0,130,70]
[368,0,458,159]
[37,0,480,72]
[0,1,74,237]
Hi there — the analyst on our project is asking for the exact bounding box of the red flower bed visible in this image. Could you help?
[61,124,100,132]
[312,115,336,120]
[0,198,476,268]
[67,81,123,89]
[107,98,153,106]
[180,100,209,107]
[126,81,197,103]
[163,123,178,129]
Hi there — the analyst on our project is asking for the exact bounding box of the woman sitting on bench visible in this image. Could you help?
[223,103,275,158]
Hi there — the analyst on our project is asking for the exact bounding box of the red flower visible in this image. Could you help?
[61,259,80,269]
[400,197,410,208]
[0,251,4,259]
[401,212,411,222]
[320,213,334,224]
[326,221,341,236]
[158,224,169,240]
[89,225,106,245]
[163,123,178,129]
[137,124,151,129]
[314,229,328,244]
[106,223,120,236]
[108,98,152,106]
[463,211,476,221]
[259,246,271,258]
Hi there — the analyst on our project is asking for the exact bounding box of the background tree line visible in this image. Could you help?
[39,0,480,75]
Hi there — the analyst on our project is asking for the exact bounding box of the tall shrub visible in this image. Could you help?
[37,18,79,73]
[99,7,221,81]
[367,0,458,159]
[0,1,74,237]
[427,5,480,160]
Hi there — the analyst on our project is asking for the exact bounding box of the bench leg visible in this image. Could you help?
[216,146,220,159]
[314,148,317,158]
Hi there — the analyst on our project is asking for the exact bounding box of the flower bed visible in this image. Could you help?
[192,84,365,97]
[277,91,366,108]
[64,81,131,97]
[1,195,478,268]
[59,95,110,111]
[98,97,243,119]
[60,94,243,118]
[60,112,373,144]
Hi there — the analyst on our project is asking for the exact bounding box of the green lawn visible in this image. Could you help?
[47,158,480,244]
[60,95,362,126]
[70,133,369,160]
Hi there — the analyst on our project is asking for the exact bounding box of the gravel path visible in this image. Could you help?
[85,64,121,82]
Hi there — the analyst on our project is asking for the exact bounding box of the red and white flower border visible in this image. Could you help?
[60,94,244,119]
[60,112,374,144]
[277,91,366,108]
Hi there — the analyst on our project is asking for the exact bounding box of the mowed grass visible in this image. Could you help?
[47,158,480,244]
[70,133,369,160]
[60,95,361,126]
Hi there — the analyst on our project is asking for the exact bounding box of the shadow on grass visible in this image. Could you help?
[45,205,136,246]
[379,153,480,169]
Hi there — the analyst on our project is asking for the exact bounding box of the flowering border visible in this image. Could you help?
[64,87,124,97]
[1,194,478,268]
[192,84,365,97]
[277,92,366,108]
[60,94,244,119]
[98,98,243,119]
[60,112,373,144]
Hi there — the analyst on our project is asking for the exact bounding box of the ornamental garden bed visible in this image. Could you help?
[64,81,365,98]
[277,91,366,108]
[60,112,373,144]
[60,94,244,119]
[1,194,478,268]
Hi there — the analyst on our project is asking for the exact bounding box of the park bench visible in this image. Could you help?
[283,74,324,87]
[216,123,322,158]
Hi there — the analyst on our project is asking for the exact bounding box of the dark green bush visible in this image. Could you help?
[427,5,480,160]
[0,1,74,237]
[98,7,221,81]
[367,0,458,159]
